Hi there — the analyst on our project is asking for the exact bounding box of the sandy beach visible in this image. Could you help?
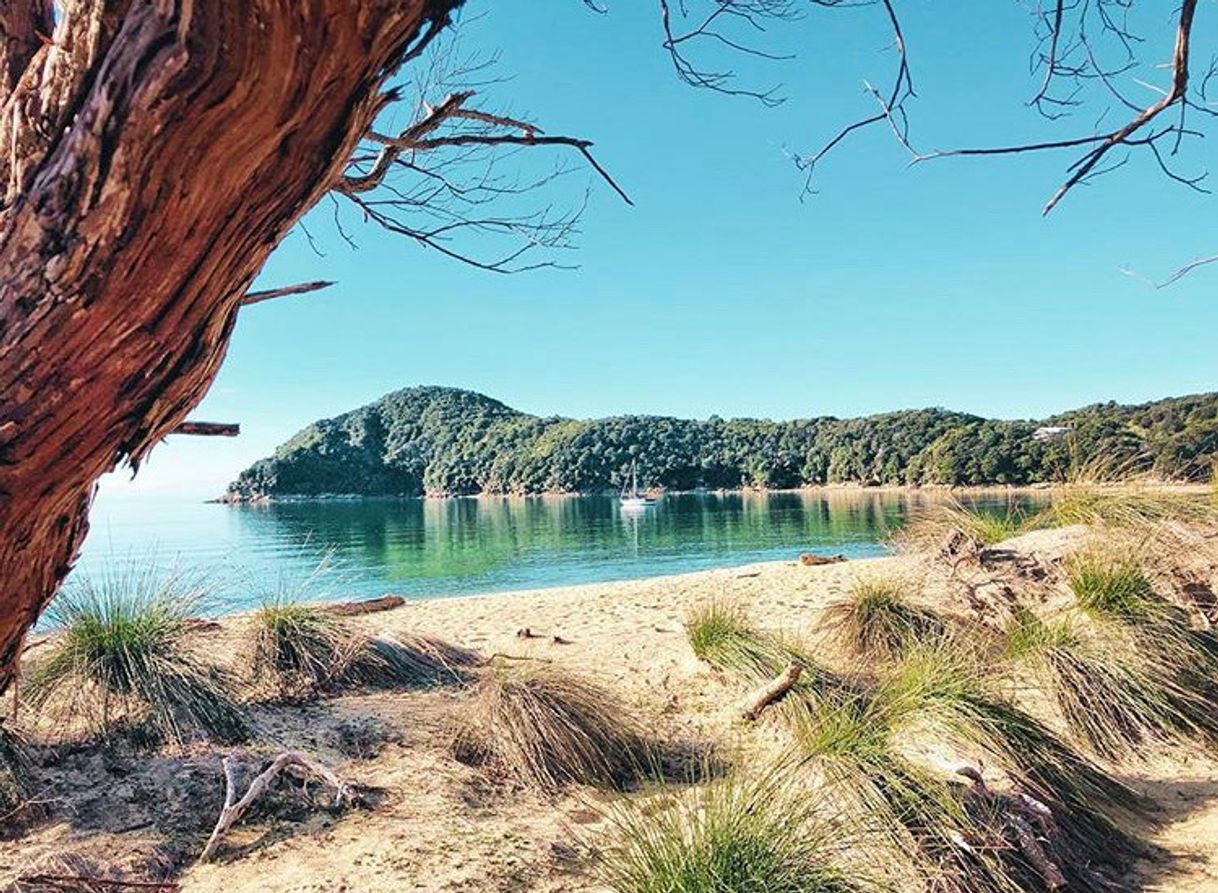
[6,539,1218,892]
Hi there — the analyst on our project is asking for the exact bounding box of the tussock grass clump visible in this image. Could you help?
[685,599,785,680]
[684,599,834,687]
[820,578,947,662]
[24,567,248,745]
[791,641,1148,891]
[453,660,652,792]
[598,768,867,893]
[787,682,1121,893]
[250,598,477,696]
[900,499,1036,549]
[878,643,1146,877]
[1065,548,1158,622]
[1048,483,1218,531]
[1003,609,1190,759]
[252,600,349,691]
[1065,544,1218,682]
[684,599,845,716]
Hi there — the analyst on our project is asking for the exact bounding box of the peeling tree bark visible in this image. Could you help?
[0,0,460,694]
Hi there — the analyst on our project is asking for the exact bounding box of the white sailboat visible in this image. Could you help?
[620,459,657,509]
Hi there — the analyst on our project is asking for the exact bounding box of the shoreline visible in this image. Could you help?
[215,481,1213,505]
[13,526,1218,892]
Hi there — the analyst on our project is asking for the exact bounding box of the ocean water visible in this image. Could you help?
[71,489,1033,614]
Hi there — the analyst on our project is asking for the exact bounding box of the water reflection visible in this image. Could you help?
[75,490,1041,612]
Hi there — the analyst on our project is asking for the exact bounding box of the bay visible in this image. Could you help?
[72,490,1037,614]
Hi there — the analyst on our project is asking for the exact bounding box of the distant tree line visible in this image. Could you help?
[225,387,1218,499]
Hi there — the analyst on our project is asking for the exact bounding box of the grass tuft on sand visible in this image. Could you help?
[1065,548,1159,622]
[820,578,947,662]
[250,597,477,696]
[884,642,1147,880]
[24,567,248,745]
[597,767,868,893]
[1047,482,1218,531]
[453,659,652,792]
[684,599,839,704]
[899,499,1036,549]
[1001,608,1210,759]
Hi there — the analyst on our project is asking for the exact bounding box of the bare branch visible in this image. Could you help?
[200,752,352,863]
[656,0,797,106]
[1029,0,1066,110]
[242,280,335,307]
[1154,253,1218,288]
[339,91,629,205]
[1040,0,1198,213]
[173,422,240,437]
[794,0,915,192]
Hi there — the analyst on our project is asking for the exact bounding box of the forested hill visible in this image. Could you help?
[224,386,1218,499]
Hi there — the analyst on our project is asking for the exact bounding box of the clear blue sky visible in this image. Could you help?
[107,2,1218,499]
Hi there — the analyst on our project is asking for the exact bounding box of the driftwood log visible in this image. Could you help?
[799,553,846,567]
[325,595,406,617]
[199,751,352,864]
[740,662,802,721]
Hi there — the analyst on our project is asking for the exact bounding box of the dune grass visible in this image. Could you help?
[597,767,868,893]
[250,597,477,696]
[685,599,834,682]
[453,659,653,792]
[684,599,788,680]
[788,695,1022,893]
[24,566,248,745]
[1047,482,1218,531]
[878,642,1146,880]
[1002,608,1207,759]
[251,599,349,692]
[785,669,1134,893]
[1064,548,1159,622]
[684,599,847,720]
[820,578,947,662]
[882,642,1141,808]
[899,499,1037,550]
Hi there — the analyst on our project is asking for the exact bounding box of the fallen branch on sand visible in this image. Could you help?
[740,662,802,721]
[324,595,406,617]
[199,751,352,864]
[799,553,846,567]
[955,765,1066,890]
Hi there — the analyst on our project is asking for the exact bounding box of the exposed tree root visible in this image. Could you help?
[199,751,352,864]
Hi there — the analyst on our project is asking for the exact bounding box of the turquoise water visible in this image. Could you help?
[73,490,1026,613]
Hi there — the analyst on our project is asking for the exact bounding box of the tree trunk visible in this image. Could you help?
[0,0,459,694]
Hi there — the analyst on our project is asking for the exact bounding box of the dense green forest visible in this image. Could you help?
[225,387,1218,499]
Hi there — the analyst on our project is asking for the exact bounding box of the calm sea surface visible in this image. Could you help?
[71,490,1033,614]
